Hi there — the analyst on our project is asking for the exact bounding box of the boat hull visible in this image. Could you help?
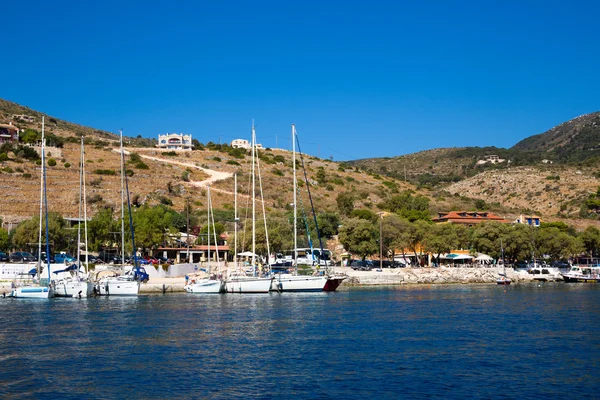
[55,280,94,298]
[323,275,346,292]
[10,286,53,299]
[561,275,600,283]
[224,277,272,293]
[496,278,511,285]
[272,274,327,292]
[185,279,223,293]
[95,278,140,296]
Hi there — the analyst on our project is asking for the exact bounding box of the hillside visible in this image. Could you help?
[1,98,599,231]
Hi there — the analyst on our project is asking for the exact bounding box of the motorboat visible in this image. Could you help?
[561,265,600,283]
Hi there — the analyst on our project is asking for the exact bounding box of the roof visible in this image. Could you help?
[432,211,510,224]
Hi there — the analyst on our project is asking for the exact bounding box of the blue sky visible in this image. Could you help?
[2,0,599,160]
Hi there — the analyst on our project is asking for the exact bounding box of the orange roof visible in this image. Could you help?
[432,211,510,224]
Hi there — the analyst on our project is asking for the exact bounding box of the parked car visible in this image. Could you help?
[41,252,55,263]
[10,251,37,263]
[550,260,571,269]
[349,259,374,271]
[0,251,8,262]
[55,253,76,263]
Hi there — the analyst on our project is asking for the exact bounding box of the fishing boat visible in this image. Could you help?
[95,130,148,296]
[271,124,327,292]
[54,137,94,297]
[224,123,272,294]
[185,186,223,294]
[10,117,54,299]
[496,239,511,285]
[561,264,600,283]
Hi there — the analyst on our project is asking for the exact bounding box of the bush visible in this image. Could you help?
[272,168,284,176]
[64,162,71,168]
[95,169,116,175]
[213,157,222,162]
[162,151,178,156]
[0,153,8,162]
[182,170,190,182]
[23,173,32,179]
[3,167,13,173]
[226,160,240,166]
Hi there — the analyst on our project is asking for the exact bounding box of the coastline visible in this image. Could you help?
[0,266,538,295]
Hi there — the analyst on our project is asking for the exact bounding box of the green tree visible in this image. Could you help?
[579,226,600,258]
[339,218,378,260]
[381,214,410,260]
[424,223,459,265]
[88,207,119,252]
[397,220,430,265]
[537,227,583,260]
[11,213,71,252]
[316,211,341,238]
[0,228,9,251]
[336,192,355,217]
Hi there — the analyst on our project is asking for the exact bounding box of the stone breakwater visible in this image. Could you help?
[340,266,535,285]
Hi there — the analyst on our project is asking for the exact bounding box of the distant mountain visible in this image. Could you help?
[511,112,600,162]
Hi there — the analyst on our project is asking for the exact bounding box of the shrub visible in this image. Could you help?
[272,168,284,176]
[95,169,116,175]
[64,162,71,168]
[182,170,190,182]
[226,160,240,166]
[23,173,32,179]
[88,194,103,204]
[3,167,13,173]
[47,158,57,167]
[162,151,178,156]
[0,153,8,162]
[213,157,222,162]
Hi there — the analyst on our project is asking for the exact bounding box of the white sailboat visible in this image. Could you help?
[55,137,94,297]
[11,117,54,298]
[185,186,223,293]
[95,130,141,296]
[272,124,327,292]
[224,123,272,294]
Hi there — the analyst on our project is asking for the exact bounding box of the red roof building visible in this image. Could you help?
[432,211,511,226]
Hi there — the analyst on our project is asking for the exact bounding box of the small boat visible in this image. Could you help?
[184,186,224,294]
[561,265,600,283]
[528,263,563,282]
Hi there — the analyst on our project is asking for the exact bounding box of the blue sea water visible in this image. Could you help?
[1,283,599,399]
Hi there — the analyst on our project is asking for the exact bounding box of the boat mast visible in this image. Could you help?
[77,137,83,272]
[292,124,297,274]
[82,137,89,271]
[251,122,256,273]
[120,130,125,273]
[210,187,221,275]
[234,173,238,272]
[37,117,45,280]
[207,186,211,274]
[42,121,51,283]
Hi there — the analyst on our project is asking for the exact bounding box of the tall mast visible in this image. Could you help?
[43,123,51,283]
[120,130,125,272]
[77,137,83,271]
[251,122,256,271]
[82,137,89,271]
[292,124,297,274]
[37,117,45,280]
[234,173,238,272]
[207,186,211,274]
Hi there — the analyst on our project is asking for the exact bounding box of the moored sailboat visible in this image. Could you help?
[496,239,511,285]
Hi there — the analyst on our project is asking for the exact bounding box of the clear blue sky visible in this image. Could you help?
[2,0,599,160]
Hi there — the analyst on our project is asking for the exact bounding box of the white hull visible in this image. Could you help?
[272,274,327,292]
[55,280,94,298]
[95,277,139,296]
[185,279,223,293]
[224,276,272,293]
[10,285,53,299]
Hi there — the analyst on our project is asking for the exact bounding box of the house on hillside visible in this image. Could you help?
[432,211,511,227]
[12,114,35,123]
[476,155,506,165]
[515,214,541,227]
[157,133,193,151]
[0,123,19,144]
[231,138,263,149]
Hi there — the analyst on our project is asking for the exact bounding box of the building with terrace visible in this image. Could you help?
[432,211,511,227]
[157,133,193,151]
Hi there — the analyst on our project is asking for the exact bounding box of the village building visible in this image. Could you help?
[515,214,541,227]
[0,122,19,144]
[157,133,193,151]
[231,138,263,149]
[12,114,35,123]
[476,154,506,165]
[432,211,511,227]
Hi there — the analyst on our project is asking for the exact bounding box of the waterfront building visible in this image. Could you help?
[157,133,193,151]
[432,211,511,227]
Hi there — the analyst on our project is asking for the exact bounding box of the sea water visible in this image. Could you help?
[1,283,599,399]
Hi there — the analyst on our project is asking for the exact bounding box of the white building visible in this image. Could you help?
[476,155,506,165]
[231,138,263,149]
[157,133,193,151]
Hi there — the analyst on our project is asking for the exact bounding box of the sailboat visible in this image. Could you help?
[54,137,94,297]
[95,130,148,296]
[185,186,223,293]
[224,123,273,293]
[272,124,327,292]
[11,117,54,298]
[496,239,511,285]
[292,125,346,292]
